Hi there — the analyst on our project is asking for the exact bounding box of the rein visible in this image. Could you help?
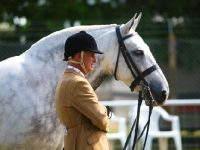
[114,25,158,149]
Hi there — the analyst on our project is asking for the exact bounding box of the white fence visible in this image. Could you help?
[100,99,200,106]
[100,99,200,127]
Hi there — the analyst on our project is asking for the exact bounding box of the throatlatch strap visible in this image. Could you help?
[114,44,121,80]
[115,26,137,81]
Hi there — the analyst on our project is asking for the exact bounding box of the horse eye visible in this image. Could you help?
[134,50,144,56]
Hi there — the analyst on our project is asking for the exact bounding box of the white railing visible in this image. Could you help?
[100,99,200,107]
[100,99,200,126]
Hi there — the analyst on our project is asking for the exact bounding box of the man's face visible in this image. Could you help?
[83,51,97,73]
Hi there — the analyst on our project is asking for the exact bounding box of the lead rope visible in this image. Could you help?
[142,104,153,150]
[123,89,154,150]
[123,91,143,150]
[131,91,143,150]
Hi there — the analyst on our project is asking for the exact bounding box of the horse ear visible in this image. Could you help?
[132,12,142,31]
[121,12,142,34]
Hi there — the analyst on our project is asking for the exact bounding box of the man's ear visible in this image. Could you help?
[74,52,81,61]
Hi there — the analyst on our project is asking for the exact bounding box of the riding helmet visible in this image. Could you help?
[63,31,103,61]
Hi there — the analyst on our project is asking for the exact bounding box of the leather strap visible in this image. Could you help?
[129,64,160,91]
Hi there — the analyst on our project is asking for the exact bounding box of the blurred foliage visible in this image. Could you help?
[1,0,200,22]
[0,0,200,41]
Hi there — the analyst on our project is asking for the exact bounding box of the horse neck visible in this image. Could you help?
[87,26,118,90]
[24,30,67,62]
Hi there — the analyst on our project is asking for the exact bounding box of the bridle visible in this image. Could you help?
[114,25,159,150]
[114,25,159,92]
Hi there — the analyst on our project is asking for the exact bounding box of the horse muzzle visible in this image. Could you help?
[143,85,168,106]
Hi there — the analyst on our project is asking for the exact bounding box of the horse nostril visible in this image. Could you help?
[162,91,167,100]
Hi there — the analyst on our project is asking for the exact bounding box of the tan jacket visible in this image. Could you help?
[55,69,111,150]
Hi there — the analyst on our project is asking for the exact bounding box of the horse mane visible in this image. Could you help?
[23,24,117,62]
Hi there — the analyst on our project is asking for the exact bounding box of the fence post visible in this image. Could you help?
[167,18,177,114]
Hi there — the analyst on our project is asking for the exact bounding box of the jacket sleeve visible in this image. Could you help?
[70,79,109,132]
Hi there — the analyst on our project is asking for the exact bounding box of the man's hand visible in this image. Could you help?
[105,105,112,119]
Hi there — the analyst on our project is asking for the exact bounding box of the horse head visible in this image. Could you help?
[88,13,169,106]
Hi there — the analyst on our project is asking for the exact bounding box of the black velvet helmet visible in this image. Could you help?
[63,31,103,61]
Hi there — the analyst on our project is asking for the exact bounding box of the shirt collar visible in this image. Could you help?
[67,65,85,78]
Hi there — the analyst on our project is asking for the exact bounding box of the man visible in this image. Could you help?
[55,31,111,150]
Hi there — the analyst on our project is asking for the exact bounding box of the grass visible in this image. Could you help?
[181,130,200,137]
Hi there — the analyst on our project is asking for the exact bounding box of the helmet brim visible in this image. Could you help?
[91,49,103,54]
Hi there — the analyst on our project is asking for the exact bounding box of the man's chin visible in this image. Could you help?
[88,68,93,72]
